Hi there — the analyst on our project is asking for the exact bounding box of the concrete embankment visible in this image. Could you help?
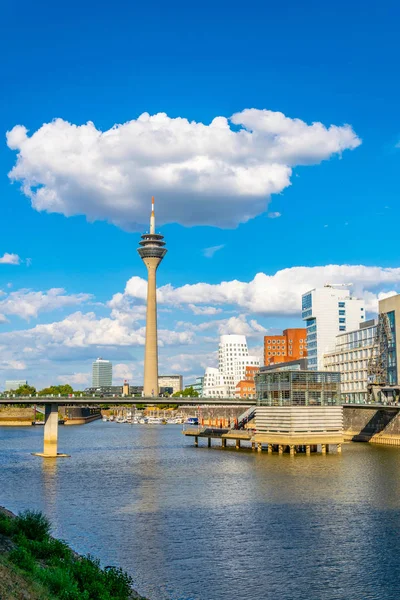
[343,405,400,446]
[0,408,35,427]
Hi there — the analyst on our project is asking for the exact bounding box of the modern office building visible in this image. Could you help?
[203,335,260,397]
[5,379,27,391]
[203,367,230,397]
[85,385,143,396]
[324,320,377,404]
[92,358,112,387]
[234,365,259,399]
[379,294,400,386]
[254,368,343,453]
[264,328,307,366]
[158,375,182,394]
[255,369,341,406]
[185,376,204,396]
[137,197,167,396]
[302,285,365,370]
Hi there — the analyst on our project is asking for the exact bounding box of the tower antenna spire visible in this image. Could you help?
[150,196,155,235]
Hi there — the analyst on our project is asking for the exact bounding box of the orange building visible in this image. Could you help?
[264,328,307,366]
[235,365,259,399]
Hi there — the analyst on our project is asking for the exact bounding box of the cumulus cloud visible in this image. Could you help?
[0,288,92,320]
[202,245,225,258]
[188,304,223,315]
[0,253,21,265]
[7,109,360,229]
[57,372,90,385]
[267,212,281,219]
[113,363,135,381]
[115,265,400,316]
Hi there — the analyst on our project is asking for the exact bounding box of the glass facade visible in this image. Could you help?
[306,318,317,369]
[256,370,340,406]
[387,311,397,385]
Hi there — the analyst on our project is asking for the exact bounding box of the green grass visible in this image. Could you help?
[0,510,147,600]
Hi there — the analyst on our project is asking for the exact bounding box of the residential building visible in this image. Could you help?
[158,375,183,394]
[92,358,112,387]
[5,379,28,391]
[324,320,376,404]
[264,328,307,365]
[302,285,365,370]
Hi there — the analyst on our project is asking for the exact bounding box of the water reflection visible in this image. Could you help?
[1,424,400,599]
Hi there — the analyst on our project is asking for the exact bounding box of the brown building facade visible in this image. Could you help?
[235,365,259,399]
[264,328,307,366]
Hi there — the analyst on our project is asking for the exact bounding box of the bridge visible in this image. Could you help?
[0,396,253,458]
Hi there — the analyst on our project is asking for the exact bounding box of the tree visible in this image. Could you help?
[172,386,199,398]
[13,384,36,396]
[38,384,74,396]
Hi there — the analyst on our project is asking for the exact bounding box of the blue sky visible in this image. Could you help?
[1,0,400,388]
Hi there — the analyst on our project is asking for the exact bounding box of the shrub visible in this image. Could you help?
[38,566,83,600]
[9,546,36,572]
[103,565,135,599]
[0,513,15,537]
[17,535,72,564]
[16,510,51,541]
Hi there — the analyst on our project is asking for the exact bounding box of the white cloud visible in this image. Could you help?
[113,363,135,381]
[7,109,360,229]
[117,265,400,316]
[0,288,92,320]
[0,359,26,370]
[0,253,21,265]
[267,212,281,219]
[188,304,223,315]
[57,372,89,385]
[202,245,225,258]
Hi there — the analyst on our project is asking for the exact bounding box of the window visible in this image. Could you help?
[339,318,346,324]
[339,326,346,331]
[339,310,346,316]
[338,302,345,308]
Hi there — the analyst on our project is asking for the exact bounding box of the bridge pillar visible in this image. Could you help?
[222,438,227,448]
[278,445,283,455]
[321,444,326,455]
[251,441,255,451]
[236,439,240,450]
[257,443,262,452]
[32,404,69,458]
[268,444,272,454]
[306,445,311,456]
[289,445,295,457]
[337,443,342,454]
[208,437,211,448]
[194,436,198,447]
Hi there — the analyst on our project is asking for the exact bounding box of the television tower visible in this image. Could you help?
[137,197,167,396]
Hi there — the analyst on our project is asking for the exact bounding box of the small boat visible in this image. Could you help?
[185,417,199,425]
[102,417,108,422]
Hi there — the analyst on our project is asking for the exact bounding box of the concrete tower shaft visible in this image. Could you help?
[137,197,167,396]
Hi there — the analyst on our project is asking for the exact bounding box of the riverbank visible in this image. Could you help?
[0,507,147,600]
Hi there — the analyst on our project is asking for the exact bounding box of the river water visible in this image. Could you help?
[1,422,400,600]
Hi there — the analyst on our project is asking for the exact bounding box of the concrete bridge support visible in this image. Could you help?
[32,404,69,458]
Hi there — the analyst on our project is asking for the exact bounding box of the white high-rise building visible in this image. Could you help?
[302,286,365,371]
[92,358,112,387]
[203,335,260,397]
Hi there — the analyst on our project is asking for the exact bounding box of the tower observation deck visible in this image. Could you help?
[137,197,167,396]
